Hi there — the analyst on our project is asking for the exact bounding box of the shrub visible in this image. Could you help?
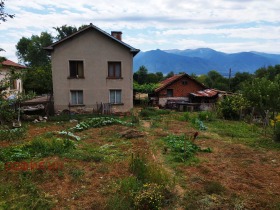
[204,181,225,195]
[134,183,164,210]
[162,134,211,162]
[274,122,280,142]
[129,154,170,186]
[198,111,215,121]
[0,127,27,141]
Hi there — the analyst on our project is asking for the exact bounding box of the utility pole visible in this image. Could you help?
[228,68,232,91]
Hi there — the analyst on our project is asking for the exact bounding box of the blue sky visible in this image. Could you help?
[0,0,279,62]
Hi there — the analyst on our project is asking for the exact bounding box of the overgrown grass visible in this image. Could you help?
[0,172,54,209]
[107,154,174,210]
[139,107,171,119]
[0,137,76,162]
[206,120,280,149]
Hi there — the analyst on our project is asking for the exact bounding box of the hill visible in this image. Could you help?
[133,48,280,75]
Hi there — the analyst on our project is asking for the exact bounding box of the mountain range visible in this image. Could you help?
[133,48,280,76]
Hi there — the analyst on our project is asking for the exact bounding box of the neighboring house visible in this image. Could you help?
[44,23,140,113]
[150,73,206,107]
[0,59,25,95]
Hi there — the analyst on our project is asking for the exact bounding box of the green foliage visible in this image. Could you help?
[178,112,190,121]
[133,65,164,85]
[204,70,229,91]
[16,32,53,67]
[242,75,280,117]
[0,173,54,209]
[0,137,75,162]
[217,94,250,120]
[274,122,280,142]
[53,24,86,41]
[133,82,159,93]
[108,154,171,210]
[69,168,85,180]
[129,154,171,186]
[23,64,52,94]
[0,127,26,141]
[139,107,170,119]
[198,111,215,121]
[70,117,132,132]
[163,134,211,162]
[134,183,164,210]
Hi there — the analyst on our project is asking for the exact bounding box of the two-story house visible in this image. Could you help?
[0,59,25,96]
[45,23,140,113]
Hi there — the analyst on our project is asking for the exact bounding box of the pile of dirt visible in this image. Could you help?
[120,129,145,139]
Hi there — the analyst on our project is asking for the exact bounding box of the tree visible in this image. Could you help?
[165,71,174,78]
[53,24,88,41]
[134,66,148,84]
[16,32,53,67]
[242,76,280,118]
[231,72,253,92]
[0,0,14,23]
[204,70,228,90]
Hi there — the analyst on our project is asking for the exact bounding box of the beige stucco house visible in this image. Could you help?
[45,24,140,113]
[0,59,25,96]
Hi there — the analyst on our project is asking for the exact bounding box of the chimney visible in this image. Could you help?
[111,31,122,41]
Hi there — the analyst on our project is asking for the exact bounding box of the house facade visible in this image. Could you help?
[151,73,206,107]
[0,59,25,95]
[45,24,140,113]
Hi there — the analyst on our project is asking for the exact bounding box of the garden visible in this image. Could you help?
[0,107,279,209]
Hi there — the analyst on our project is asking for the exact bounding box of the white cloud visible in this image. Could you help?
[0,0,280,61]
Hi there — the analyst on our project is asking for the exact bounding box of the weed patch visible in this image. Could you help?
[0,127,27,141]
[162,134,211,162]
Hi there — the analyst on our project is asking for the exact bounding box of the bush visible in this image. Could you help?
[198,111,215,121]
[274,122,280,142]
[0,127,27,141]
[134,183,164,210]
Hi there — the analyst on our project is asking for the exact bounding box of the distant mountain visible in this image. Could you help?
[133,48,280,76]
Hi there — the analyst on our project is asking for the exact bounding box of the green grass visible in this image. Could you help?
[206,120,280,150]
[0,172,54,209]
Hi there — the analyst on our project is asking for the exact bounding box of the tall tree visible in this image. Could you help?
[53,24,88,41]
[16,32,53,67]
[0,0,14,23]
[16,32,53,94]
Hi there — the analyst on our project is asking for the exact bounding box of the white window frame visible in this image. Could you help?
[109,90,122,104]
[70,90,84,105]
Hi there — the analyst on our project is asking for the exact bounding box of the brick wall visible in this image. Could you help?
[157,75,204,98]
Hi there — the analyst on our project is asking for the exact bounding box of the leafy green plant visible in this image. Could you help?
[71,117,132,132]
[0,127,27,141]
[163,134,211,162]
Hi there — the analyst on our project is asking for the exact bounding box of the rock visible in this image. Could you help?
[33,119,39,123]
[38,116,43,121]
[70,119,78,123]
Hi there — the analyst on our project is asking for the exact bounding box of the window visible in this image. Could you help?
[109,90,122,104]
[108,62,121,79]
[182,80,188,85]
[69,61,84,78]
[70,90,83,105]
[167,89,173,97]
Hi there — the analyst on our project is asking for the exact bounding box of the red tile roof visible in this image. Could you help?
[155,73,206,92]
[1,60,26,69]
[190,89,219,97]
